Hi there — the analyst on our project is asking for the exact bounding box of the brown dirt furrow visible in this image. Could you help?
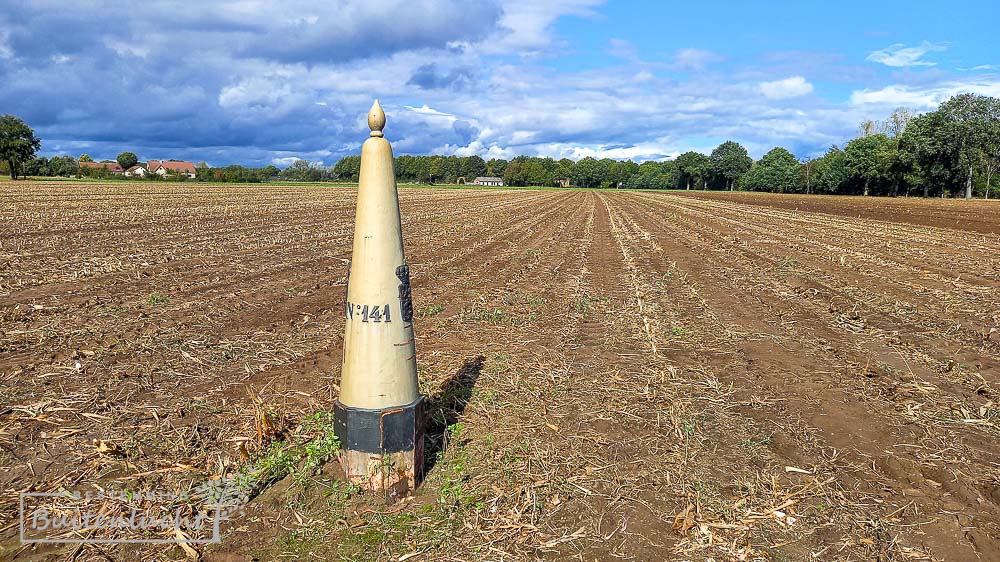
[610,191,1000,561]
[641,192,1000,315]
[632,192,1000,399]
[660,193,1000,298]
[675,190,1000,236]
[4,184,998,562]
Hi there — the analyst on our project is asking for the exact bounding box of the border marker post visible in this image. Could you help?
[333,100,424,500]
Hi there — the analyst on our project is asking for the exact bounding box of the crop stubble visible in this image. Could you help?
[1,181,998,561]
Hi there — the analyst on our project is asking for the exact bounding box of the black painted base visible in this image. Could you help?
[332,397,425,497]
[333,396,425,453]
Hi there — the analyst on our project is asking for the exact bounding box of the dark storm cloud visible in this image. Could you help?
[451,119,479,144]
[0,0,503,166]
[238,1,501,63]
[407,63,476,90]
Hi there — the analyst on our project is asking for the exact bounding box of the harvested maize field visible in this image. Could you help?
[2,181,999,561]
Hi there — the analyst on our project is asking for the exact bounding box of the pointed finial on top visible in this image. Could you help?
[368,99,385,137]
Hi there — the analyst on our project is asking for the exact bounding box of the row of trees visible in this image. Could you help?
[332,154,494,184]
[330,94,1000,198]
[323,94,994,198]
[794,95,1000,199]
[3,92,998,197]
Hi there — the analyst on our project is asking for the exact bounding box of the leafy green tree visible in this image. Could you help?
[486,158,507,177]
[459,156,487,180]
[741,147,800,192]
[897,110,952,197]
[798,158,816,194]
[984,135,999,199]
[674,151,711,190]
[896,94,1000,198]
[606,160,639,188]
[26,155,77,177]
[333,155,362,181]
[279,159,332,182]
[709,141,753,190]
[810,147,851,194]
[24,156,49,177]
[555,158,573,182]
[261,165,280,179]
[524,159,553,186]
[503,156,554,186]
[845,134,894,196]
[0,115,41,179]
[78,153,93,162]
[427,156,444,184]
[116,151,138,170]
[501,158,524,186]
[938,93,1000,199]
[569,157,608,188]
[625,160,677,189]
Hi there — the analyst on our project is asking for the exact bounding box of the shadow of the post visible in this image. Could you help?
[422,355,485,475]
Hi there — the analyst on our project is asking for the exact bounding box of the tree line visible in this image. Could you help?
[328,93,999,198]
[2,92,998,197]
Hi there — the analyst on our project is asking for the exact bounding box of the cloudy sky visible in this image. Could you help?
[2,0,998,166]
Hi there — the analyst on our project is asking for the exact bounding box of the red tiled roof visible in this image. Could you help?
[162,161,196,174]
[80,161,123,172]
[148,160,195,174]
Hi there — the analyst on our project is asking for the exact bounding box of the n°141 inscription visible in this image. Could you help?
[345,302,391,323]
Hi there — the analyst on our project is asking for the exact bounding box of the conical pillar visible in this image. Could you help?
[334,100,423,499]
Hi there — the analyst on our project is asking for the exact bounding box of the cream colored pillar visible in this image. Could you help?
[333,100,423,499]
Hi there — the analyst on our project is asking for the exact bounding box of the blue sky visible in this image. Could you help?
[2,0,998,166]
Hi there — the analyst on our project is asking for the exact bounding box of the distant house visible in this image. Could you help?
[80,161,124,175]
[473,176,503,187]
[124,165,147,177]
[554,178,571,188]
[148,160,196,179]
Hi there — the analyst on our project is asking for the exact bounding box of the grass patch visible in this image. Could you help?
[420,304,444,317]
[299,410,341,477]
[146,293,169,306]
[466,307,507,325]
[225,408,343,503]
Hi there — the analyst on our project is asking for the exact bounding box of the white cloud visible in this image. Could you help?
[633,70,654,82]
[218,79,292,109]
[534,141,679,161]
[271,156,300,167]
[102,37,150,59]
[759,76,814,99]
[850,79,1000,107]
[866,42,945,67]
[404,105,454,118]
[608,38,637,60]
[487,0,604,54]
[672,48,725,71]
[0,31,11,59]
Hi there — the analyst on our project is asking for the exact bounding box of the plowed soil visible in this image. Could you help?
[676,190,1000,235]
[2,182,998,561]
